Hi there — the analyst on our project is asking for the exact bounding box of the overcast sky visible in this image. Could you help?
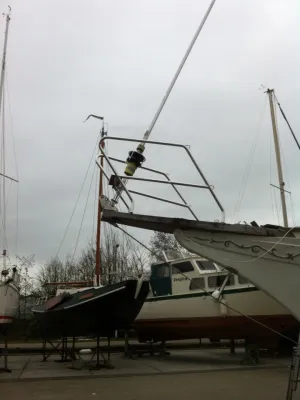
[1,0,299,267]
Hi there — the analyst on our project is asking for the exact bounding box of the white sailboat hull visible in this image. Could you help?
[174,229,300,321]
[101,210,300,323]
[0,282,19,325]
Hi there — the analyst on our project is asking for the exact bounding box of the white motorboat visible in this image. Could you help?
[135,255,297,349]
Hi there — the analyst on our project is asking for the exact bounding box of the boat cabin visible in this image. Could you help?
[149,257,251,297]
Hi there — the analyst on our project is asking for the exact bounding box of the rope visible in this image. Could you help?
[274,94,300,152]
[115,224,297,345]
[55,133,100,258]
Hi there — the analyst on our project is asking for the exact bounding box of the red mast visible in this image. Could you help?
[95,121,105,286]
[84,115,106,286]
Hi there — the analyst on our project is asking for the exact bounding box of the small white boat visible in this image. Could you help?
[0,268,19,328]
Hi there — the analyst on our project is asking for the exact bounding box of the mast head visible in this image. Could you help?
[2,5,11,19]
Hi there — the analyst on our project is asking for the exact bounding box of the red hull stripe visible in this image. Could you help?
[0,316,13,320]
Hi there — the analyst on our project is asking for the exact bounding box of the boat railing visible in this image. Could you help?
[96,136,225,222]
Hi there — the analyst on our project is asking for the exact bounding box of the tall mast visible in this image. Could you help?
[0,7,11,270]
[267,88,288,228]
[95,121,105,286]
[83,114,107,286]
[84,114,105,285]
[111,0,218,204]
[0,7,10,117]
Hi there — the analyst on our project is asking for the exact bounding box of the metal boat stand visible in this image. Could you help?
[240,342,260,366]
[0,329,11,373]
[42,336,76,362]
[286,336,300,400]
[85,335,113,370]
[123,332,170,358]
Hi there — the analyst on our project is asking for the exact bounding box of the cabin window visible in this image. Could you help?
[172,261,194,275]
[157,266,170,278]
[189,277,205,291]
[196,260,217,271]
[152,264,170,278]
[238,275,249,285]
[208,274,234,288]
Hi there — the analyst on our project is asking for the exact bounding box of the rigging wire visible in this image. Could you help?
[269,117,277,223]
[273,97,294,227]
[289,192,296,227]
[232,98,267,222]
[274,94,300,152]
[271,103,282,224]
[281,145,293,225]
[0,179,12,246]
[0,96,3,242]
[5,73,19,255]
[55,133,100,259]
[72,162,97,261]
[273,186,280,225]
[101,129,297,342]
[0,93,8,251]
[115,224,297,345]
[92,165,99,244]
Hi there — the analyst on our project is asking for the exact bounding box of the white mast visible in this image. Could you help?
[142,0,218,143]
[112,0,218,203]
[0,7,11,270]
[0,7,10,117]
[267,88,288,228]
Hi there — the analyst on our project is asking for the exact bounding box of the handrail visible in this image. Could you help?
[97,136,225,221]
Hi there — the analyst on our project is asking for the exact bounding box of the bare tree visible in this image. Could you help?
[17,255,36,318]
[149,231,192,261]
[17,254,35,295]
[77,242,95,282]
[36,256,66,297]
[35,226,150,296]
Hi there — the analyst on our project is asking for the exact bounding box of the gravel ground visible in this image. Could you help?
[1,368,299,400]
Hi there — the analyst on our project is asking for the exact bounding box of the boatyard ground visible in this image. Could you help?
[1,369,299,400]
[1,347,299,399]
